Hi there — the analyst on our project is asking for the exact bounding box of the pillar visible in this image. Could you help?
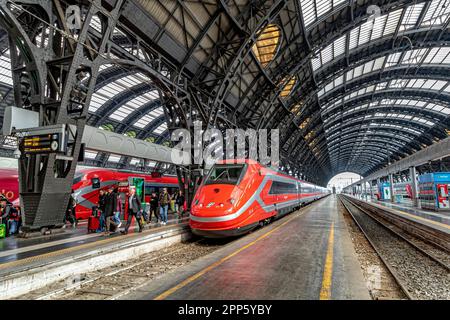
[363,181,367,200]
[409,166,419,207]
[389,173,395,203]
[369,180,374,200]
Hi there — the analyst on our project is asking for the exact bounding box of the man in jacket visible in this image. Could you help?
[159,188,171,225]
[174,190,185,220]
[104,186,118,235]
[149,192,160,223]
[121,187,143,235]
[98,189,106,232]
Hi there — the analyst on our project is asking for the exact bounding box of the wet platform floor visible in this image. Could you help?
[122,195,371,300]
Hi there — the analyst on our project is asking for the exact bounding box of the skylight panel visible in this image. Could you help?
[0,50,12,86]
[130,158,141,166]
[153,123,168,134]
[424,47,450,64]
[147,161,156,168]
[401,48,428,64]
[108,154,121,163]
[84,151,98,159]
[386,52,401,67]
[299,0,347,29]
[299,0,316,27]
[383,9,402,35]
[133,107,164,128]
[399,3,425,31]
[421,0,450,26]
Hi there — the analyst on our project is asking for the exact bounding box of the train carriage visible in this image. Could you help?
[190,159,330,237]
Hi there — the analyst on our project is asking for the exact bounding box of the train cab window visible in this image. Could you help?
[73,173,83,185]
[205,164,246,185]
[91,178,100,189]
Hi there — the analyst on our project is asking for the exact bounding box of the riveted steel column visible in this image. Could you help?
[409,166,419,207]
[389,173,395,203]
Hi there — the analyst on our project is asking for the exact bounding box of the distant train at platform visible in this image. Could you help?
[189,159,330,237]
[0,168,179,220]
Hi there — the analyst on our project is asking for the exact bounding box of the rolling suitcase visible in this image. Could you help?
[88,215,100,233]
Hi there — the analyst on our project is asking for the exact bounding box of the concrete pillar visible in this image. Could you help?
[363,181,367,200]
[409,166,419,207]
[389,173,395,203]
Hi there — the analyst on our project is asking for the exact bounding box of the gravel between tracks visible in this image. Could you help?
[342,197,450,300]
[16,238,228,300]
[338,200,406,300]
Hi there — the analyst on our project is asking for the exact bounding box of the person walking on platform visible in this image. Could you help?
[121,187,143,235]
[113,187,122,228]
[149,192,160,223]
[0,197,19,236]
[98,189,107,232]
[104,187,118,235]
[174,190,185,220]
[159,188,171,225]
[64,190,77,228]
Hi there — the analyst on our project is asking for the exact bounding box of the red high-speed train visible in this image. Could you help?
[190,159,330,237]
[0,167,179,220]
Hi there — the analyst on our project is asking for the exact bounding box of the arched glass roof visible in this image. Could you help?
[1,0,450,182]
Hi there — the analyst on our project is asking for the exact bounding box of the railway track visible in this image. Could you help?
[15,237,230,300]
[339,195,450,300]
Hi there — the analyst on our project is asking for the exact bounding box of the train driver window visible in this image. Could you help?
[91,178,100,189]
[205,164,246,185]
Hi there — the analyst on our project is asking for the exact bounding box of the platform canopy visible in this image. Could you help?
[0,0,450,185]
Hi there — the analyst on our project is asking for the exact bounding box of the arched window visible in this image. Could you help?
[280,76,297,98]
[252,24,281,67]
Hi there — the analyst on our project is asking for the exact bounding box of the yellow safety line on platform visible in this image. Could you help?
[319,222,334,300]
[154,210,307,300]
[0,224,183,270]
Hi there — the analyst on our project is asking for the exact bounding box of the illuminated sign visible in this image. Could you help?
[23,133,61,154]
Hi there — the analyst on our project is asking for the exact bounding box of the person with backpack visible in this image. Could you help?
[174,190,185,220]
[159,188,171,225]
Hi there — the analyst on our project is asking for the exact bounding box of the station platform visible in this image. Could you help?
[121,195,371,300]
[352,196,450,235]
[0,214,188,270]
[0,214,191,299]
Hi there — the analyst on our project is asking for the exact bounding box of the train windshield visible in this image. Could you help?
[204,164,246,185]
[73,173,83,185]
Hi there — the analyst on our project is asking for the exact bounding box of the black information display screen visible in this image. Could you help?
[23,133,60,153]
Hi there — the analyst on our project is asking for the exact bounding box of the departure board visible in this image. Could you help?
[23,133,61,153]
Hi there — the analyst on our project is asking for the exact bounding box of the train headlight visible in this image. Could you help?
[228,198,235,205]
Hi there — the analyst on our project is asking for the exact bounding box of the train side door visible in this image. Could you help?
[436,184,449,209]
